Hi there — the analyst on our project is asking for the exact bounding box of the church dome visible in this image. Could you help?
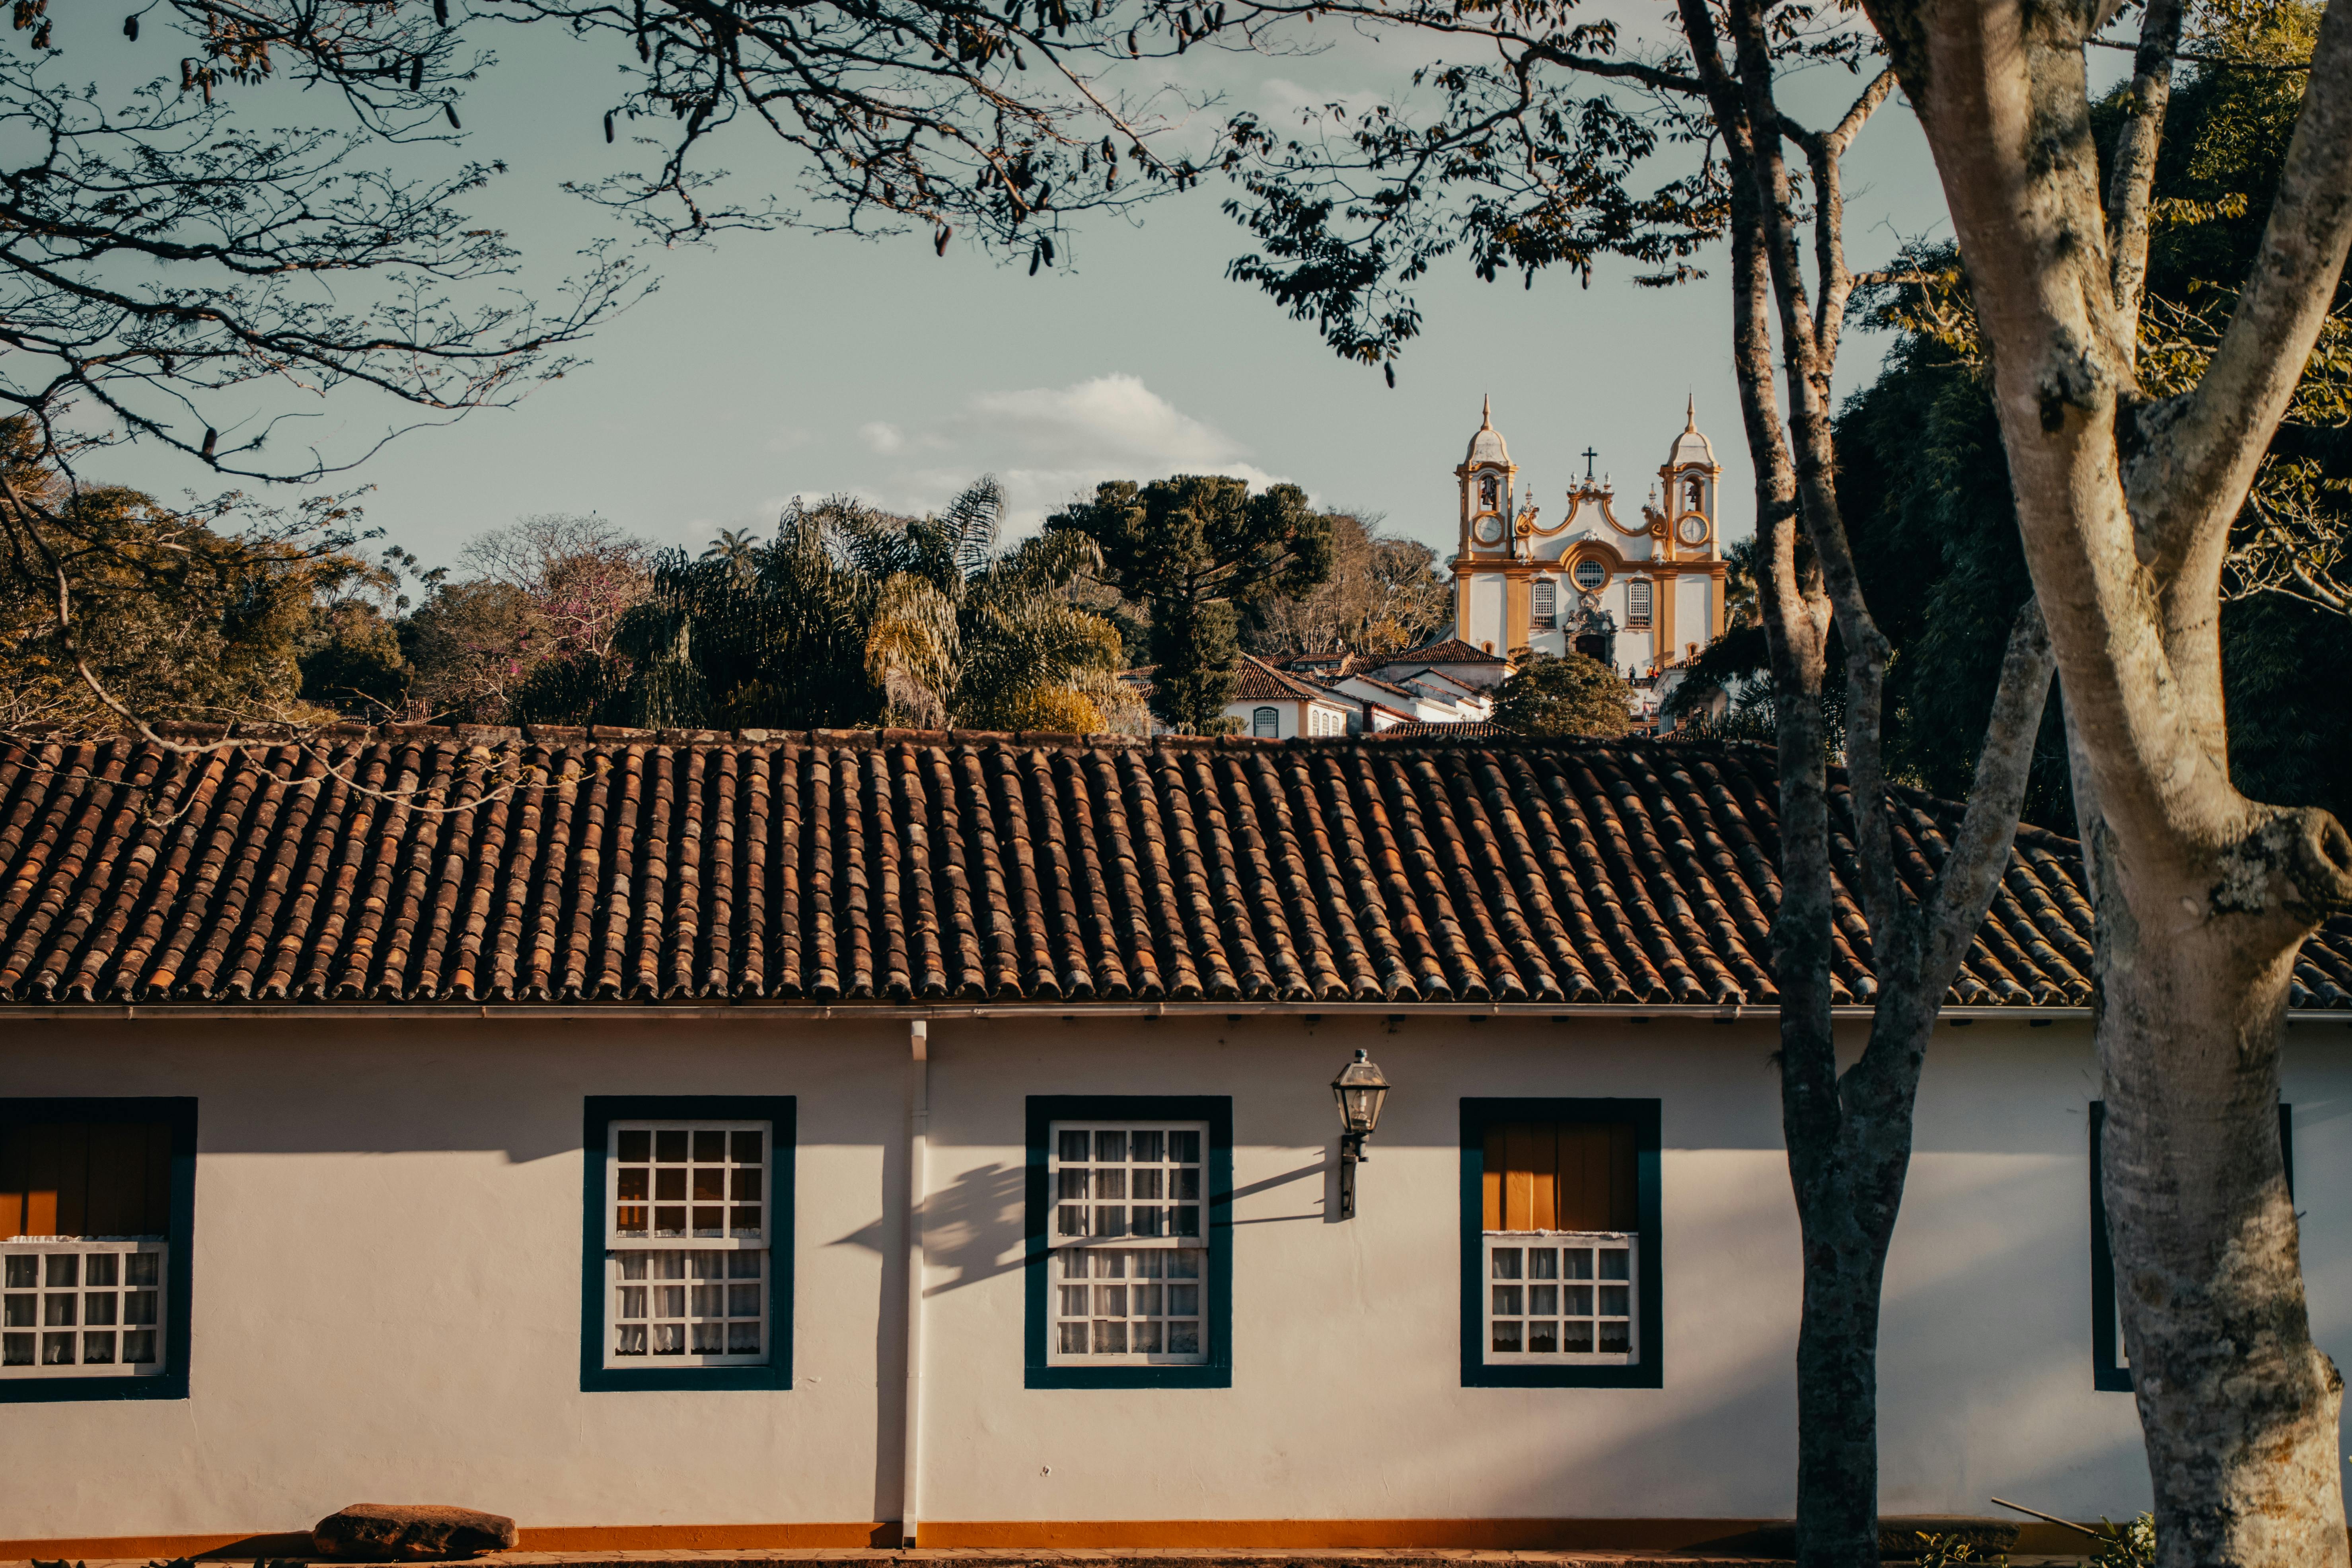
[1669,396,1715,466]
[1464,395,1510,466]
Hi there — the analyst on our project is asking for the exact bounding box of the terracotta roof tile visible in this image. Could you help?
[0,729,2343,1010]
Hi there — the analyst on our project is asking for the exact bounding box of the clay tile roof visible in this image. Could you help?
[1397,637,1509,665]
[0,730,2342,1011]
[1377,721,1516,739]
[1229,654,1334,704]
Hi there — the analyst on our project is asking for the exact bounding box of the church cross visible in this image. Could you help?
[1580,446,1599,481]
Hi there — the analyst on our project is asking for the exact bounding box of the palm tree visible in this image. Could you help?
[583,478,1131,732]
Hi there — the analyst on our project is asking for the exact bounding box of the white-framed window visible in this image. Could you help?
[1048,1122,1209,1365]
[1306,705,1344,737]
[1484,1233,1637,1364]
[1,1241,168,1378]
[1532,579,1557,627]
[1252,706,1279,738]
[1573,558,1608,592]
[1626,579,1653,627]
[604,1121,771,1367]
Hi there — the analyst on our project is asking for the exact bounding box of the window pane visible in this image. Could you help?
[1057,1204,1086,1237]
[1058,1321,1089,1354]
[1491,1249,1522,1280]
[693,1168,726,1202]
[1168,1284,1198,1316]
[1170,1132,1199,1163]
[84,1293,117,1325]
[82,1331,115,1363]
[654,1130,689,1163]
[44,1294,75,1326]
[1492,1286,1522,1316]
[1132,1251,1164,1279]
[1131,1169,1163,1200]
[1093,1205,1128,1238]
[1599,1285,1630,1317]
[618,1130,651,1163]
[692,1323,726,1353]
[1130,1131,1163,1163]
[617,1254,649,1280]
[42,1331,73,1363]
[45,1255,76,1288]
[1,1294,28,1327]
[1567,1285,1593,1315]
[1093,1169,1127,1201]
[127,1253,159,1287]
[692,1130,726,1163]
[730,1206,762,1234]
[1599,1321,1632,1354]
[617,1169,649,1202]
[1,1333,29,1365]
[727,1322,761,1354]
[1059,1131,1090,1163]
[1094,1132,1126,1163]
[617,1287,646,1320]
[1135,1284,1162,1316]
[85,1255,118,1288]
[1528,1249,1558,1280]
[1093,1321,1127,1354]
[1094,1252,1125,1279]
[1528,1322,1558,1353]
[1599,1249,1631,1280]
[1168,1252,1200,1279]
[1095,1286,1127,1317]
[653,1325,685,1354]
[1057,1170,1088,1201]
[1529,1285,1557,1316]
[1061,1251,1088,1280]
[1565,1249,1594,1280]
[1059,1286,1089,1317]
[122,1329,155,1363]
[124,1290,157,1324]
[3,1257,33,1289]
[1491,1321,1522,1353]
[1168,1322,1199,1354]
[730,1130,763,1164]
[1133,1322,1163,1353]
[728,1252,761,1280]
[1563,1323,1594,1353]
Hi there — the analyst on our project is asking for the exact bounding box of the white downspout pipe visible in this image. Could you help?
[900,1019,929,1549]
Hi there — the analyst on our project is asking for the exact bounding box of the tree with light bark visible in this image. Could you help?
[1217,5,2063,1564]
[1857,0,2352,1557]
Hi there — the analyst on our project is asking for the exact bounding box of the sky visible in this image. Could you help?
[60,5,2068,577]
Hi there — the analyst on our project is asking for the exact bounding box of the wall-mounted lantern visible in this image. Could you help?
[1332,1048,1391,1221]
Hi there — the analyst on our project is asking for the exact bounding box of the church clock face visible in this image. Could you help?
[1677,513,1709,546]
[1473,512,1505,546]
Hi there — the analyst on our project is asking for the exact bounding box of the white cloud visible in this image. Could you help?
[840,374,1292,530]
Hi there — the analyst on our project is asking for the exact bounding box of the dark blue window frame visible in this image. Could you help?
[2090,1099,2292,1393]
[1460,1097,1663,1390]
[1024,1095,1233,1390]
[580,1095,795,1393]
[1,1096,197,1404]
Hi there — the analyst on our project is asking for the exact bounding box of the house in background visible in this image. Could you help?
[1221,653,1358,739]
[4,728,2350,1559]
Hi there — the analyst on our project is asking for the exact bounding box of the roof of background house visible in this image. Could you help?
[1392,668,1484,699]
[1,727,2344,1012]
[1376,721,1517,739]
[1334,672,1431,705]
[1230,654,1347,706]
[1390,637,1509,666]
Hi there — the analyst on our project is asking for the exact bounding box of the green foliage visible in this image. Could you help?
[0,425,386,732]
[568,478,1130,734]
[2086,1513,2155,1568]
[1831,0,2352,826]
[1051,474,1334,732]
[1907,1531,2006,1568]
[1492,652,1634,738]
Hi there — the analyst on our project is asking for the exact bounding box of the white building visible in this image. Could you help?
[3,729,2347,1559]
[1449,398,1729,674]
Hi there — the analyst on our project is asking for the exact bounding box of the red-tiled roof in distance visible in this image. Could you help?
[1229,654,1342,705]
[1376,721,1516,739]
[1394,637,1508,665]
[0,729,2345,1010]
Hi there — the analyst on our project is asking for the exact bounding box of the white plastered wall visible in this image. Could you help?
[4,1012,2349,1536]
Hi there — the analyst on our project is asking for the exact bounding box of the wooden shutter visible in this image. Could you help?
[1482,1121,1636,1231]
[0,1122,173,1239]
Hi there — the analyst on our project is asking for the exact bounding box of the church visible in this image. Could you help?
[1448,397,1730,673]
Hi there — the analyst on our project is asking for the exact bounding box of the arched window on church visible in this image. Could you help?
[1479,475,1499,510]
[1685,476,1705,510]
[1253,707,1279,738]
[1627,579,1653,627]
[1532,579,1557,629]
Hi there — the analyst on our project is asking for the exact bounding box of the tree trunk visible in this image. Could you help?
[2098,894,2342,1564]
[1860,0,2352,1558]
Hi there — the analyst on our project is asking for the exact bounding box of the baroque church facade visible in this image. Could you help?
[1449,398,1729,673]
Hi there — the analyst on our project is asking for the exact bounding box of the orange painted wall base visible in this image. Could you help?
[0,1519,2116,1559]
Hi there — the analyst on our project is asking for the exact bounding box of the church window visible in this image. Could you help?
[1626,580,1653,627]
[1252,707,1279,738]
[1532,580,1556,628]
[1572,559,1607,593]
